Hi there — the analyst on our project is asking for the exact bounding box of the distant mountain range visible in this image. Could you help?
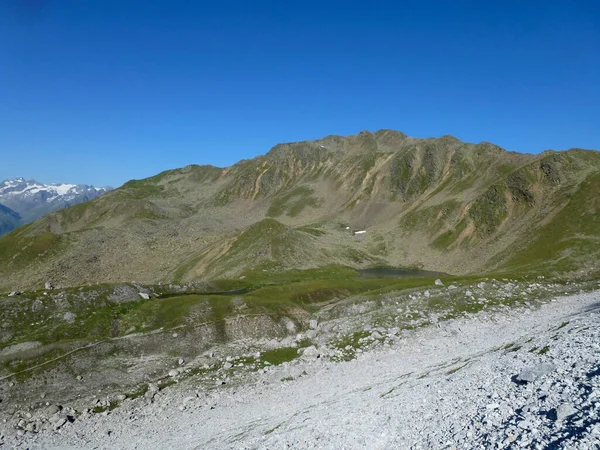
[0,130,599,291]
[0,178,111,236]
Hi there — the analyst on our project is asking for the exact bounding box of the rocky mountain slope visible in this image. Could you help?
[4,282,599,449]
[0,130,599,291]
[0,178,111,237]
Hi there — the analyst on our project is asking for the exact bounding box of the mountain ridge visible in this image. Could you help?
[0,177,112,236]
[0,130,599,291]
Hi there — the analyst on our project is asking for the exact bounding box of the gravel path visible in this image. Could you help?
[10,290,600,449]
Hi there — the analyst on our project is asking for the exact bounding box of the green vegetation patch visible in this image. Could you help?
[260,347,299,366]
[267,186,321,217]
[468,185,508,235]
[0,229,65,271]
[500,172,600,275]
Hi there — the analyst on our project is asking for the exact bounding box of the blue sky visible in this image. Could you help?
[1,0,599,187]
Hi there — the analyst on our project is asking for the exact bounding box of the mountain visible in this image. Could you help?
[0,130,599,291]
[0,178,111,236]
[0,203,21,236]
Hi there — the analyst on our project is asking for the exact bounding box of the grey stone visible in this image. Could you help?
[53,418,67,429]
[516,363,556,383]
[168,369,179,377]
[108,285,141,303]
[44,282,54,290]
[31,299,44,312]
[554,403,577,421]
[8,291,20,297]
[63,312,76,323]
[139,292,150,300]
[282,317,296,333]
[434,279,444,286]
[301,345,320,359]
[223,362,233,370]
[45,405,61,416]
[309,319,318,330]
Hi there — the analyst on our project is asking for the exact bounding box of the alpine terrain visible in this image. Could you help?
[0,178,111,237]
[0,130,599,449]
[0,130,598,291]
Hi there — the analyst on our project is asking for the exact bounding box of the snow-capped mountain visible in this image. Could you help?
[0,177,112,236]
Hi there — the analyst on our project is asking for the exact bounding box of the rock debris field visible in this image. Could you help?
[3,288,600,449]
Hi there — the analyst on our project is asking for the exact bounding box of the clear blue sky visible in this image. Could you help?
[1,0,599,187]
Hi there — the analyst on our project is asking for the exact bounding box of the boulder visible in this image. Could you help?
[300,345,320,359]
[45,405,62,416]
[434,279,444,286]
[515,363,556,383]
[553,403,577,421]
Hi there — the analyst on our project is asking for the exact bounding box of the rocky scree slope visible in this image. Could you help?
[0,178,111,237]
[5,282,600,449]
[1,130,599,290]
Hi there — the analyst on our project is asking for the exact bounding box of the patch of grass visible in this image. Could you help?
[296,225,327,237]
[330,330,371,361]
[264,424,282,435]
[380,388,395,398]
[125,384,149,399]
[121,178,169,199]
[538,345,550,355]
[447,363,469,375]
[500,172,600,275]
[432,219,468,250]
[93,400,121,414]
[260,347,299,366]
[0,228,66,271]
[505,345,522,353]
[469,185,508,235]
[267,186,320,217]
